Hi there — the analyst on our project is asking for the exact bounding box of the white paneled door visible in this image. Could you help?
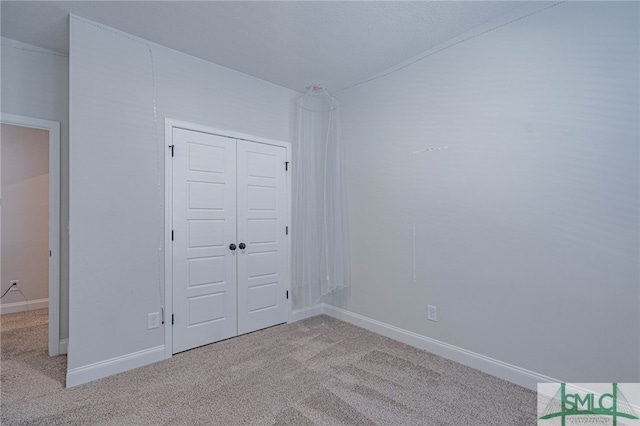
[172,129,237,353]
[237,140,288,335]
[172,128,288,354]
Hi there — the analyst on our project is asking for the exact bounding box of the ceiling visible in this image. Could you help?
[1,1,527,93]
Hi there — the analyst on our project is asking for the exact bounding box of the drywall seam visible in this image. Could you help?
[412,146,448,154]
[412,221,416,284]
[0,43,68,58]
[147,43,165,323]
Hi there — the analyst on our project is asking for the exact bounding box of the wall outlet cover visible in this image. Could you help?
[148,312,160,329]
[427,305,437,322]
[9,280,20,291]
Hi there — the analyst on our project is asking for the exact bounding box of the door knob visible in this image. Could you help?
[239,242,246,250]
[229,243,237,251]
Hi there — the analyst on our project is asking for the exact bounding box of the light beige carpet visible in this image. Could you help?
[1,309,536,425]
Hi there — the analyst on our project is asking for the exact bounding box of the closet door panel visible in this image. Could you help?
[237,140,288,335]
[172,128,237,354]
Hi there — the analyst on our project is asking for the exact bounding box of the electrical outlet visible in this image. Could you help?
[9,280,20,291]
[148,312,160,329]
[427,305,437,322]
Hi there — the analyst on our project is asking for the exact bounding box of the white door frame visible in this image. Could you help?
[0,113,61,356]
[164,118,292,360]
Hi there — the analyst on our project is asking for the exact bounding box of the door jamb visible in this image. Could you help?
[0,113,61,356]
[164,118,292,360]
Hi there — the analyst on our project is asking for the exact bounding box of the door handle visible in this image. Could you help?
[239,242,246,250]
[229,243,237,251]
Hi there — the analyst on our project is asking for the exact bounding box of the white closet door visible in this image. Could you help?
[172,128,237,354]
[237,140,288,335]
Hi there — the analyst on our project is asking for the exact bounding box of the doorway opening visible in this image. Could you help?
[0,113,61,356]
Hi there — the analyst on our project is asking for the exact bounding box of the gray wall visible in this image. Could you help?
[332,2,639,383]
[1,37,69,338]
[1,123,49,308]
[68,15,298,375]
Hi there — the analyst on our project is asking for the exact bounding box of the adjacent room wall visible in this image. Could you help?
[1,124,49,312]
[68,15,298,385]
[1,37,69,339]
[331,2,639,384]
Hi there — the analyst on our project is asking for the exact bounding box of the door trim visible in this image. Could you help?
[0,113,61,356]
[164,118,292,360]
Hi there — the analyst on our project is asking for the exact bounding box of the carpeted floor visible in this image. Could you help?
[1,309,536,425]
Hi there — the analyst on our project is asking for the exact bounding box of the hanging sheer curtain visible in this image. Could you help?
[293,85,350,308]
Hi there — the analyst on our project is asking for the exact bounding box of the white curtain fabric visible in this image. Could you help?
[293,85,350,308]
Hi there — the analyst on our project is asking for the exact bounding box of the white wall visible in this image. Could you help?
[332,2,639,384]
[1,124,49,310]
[1,38,69,336]
[68,15,297,384]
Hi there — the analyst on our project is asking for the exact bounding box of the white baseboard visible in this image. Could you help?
[290,304,324,322]
[322,304,559,391]
[66,345,165,388]
[0,298,49,315]
[59,338,68,355]
[64,304,558,389]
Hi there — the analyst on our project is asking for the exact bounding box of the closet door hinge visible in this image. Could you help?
[171,230,174,241]
[49,250,52,257]
[286,291,289,300]
[172,314,174,325]
[285,161,289,171]
[285,226,289,235]
[169,145,174,157]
